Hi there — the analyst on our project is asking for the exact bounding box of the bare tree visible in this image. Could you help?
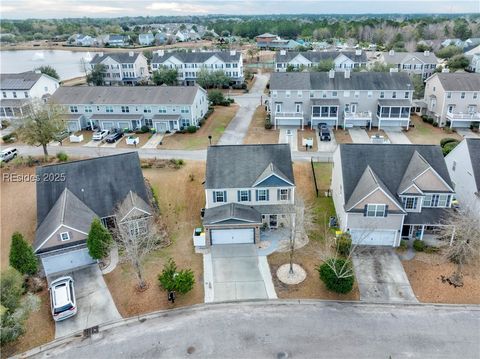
[438,209,480,286]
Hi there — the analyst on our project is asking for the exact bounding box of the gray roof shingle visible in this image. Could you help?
[466,138,480,192]
[434,73,480,92]
[270,71,413,91]
[275,51,367,63]
[382,51,439,64]
[152,51,241,64]
[203,203,262,225]
[0,71,54,90]
[90,52,140,64]
[50,86,202,105]
[205,144,294,189]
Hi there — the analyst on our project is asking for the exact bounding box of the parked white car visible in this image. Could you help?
[49,276,77,321]
[0,147,18,163]
[92,130,109,141]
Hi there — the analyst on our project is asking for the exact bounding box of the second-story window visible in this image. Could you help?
[404,91,409,99]
[447,92,452,99]
[365,204,386,217]
[423,194,451,208]
[159,107,167,114]
[105,106,113,113]
[380,91,385,99]
[213,191,226,203]
[256,189,269,201]
[121,106,129,113]
[2,91,6,98]
[13,91,17,98]
[392,91,397,99]
[278,189,290,201]
[238,190,251,202]
[402,197,419,210]
[474,93,478,99]
[286,91,291,98]
[69,106,78,113]
[144,106,151,113]
[24,92,29,98]
[84,105,92,113]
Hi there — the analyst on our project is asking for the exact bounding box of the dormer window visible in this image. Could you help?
[60,232,70,241]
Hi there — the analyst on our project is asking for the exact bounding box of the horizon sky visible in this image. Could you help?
[1,0,479,20]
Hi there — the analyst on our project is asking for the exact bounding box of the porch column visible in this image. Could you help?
[420,225,425,240]
[19,106,23,117]
[450,226,455,246]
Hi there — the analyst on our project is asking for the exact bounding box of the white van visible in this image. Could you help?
[0,148,18,163]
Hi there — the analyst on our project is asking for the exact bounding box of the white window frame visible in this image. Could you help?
[402,196,418,210]
[257,189,268,201]
[366,204,386,217]
[128,219,147,237]
[214,191,225,203]
[60,232,70,241]
[279,189,289,201]
[239,190,249,202]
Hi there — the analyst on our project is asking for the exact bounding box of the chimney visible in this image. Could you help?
[129,51,134,57]
[355,49,362,56]
[157,50,164,56]
[230,50,236,56]
[280,50,286,56]
[424,50,430,57]
[329,69,335,79]
[388,49,394,56]
[389,68,399,73]
[344,70,350,79]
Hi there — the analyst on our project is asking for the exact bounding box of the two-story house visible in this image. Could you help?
[255,33,279,49]
[0,70,59,121]
[332,144,455,247]
[138,33,155,46]
[445,138,480,216]
[275,50,368,72]
[151,50,244,86]
[89,52,148,85]
[380,50,438,79]
[424,72,480,128]
[203,144,295,245]
[269,71,413,130]
[34,152,153,276]
[50,85,208,132]
[467,53,480,73]
[105,34,130,47]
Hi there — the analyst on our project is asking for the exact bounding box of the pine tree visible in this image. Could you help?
[9,232,38,275]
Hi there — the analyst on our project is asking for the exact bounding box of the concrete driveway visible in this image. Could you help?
[210,244,269,301]
[457,129,480,138]
[352,247,417,303]
[385,129,412,144]
[316,129,338,152]
[52,266,121,339]
[348,128,370,143]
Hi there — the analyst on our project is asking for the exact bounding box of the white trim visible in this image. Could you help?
[412,166,454,192]
[347,187,405,213]
[120,206,152,223]
[253,173,294,188]
[35,224,88,253]
[209,217,259,224]
[399,183,424,195]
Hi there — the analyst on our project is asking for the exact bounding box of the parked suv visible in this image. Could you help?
[92,130,109,141]
[0,147,18,163]
[49,276,77,321]
[105,129,124,143]
[318,123,331,141]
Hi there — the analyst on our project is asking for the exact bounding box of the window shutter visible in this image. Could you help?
[384,205,389,217]
[266,190,270,201]
[213,191,216,203]
[256,190,259,201]
[237,191,240,202]
[363,205,368,216]
[277,189,280,200]
[224,191,227,202]
[248,190,251,201]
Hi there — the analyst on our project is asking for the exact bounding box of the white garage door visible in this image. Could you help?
[67,121,80,132]
[41,248,96,276]
[101,121,114,130]
[155,122,168,133]
[211,228,254,245]
[350,229,396,246]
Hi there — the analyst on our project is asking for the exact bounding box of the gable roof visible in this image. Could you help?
[51,85,202,105]
[275,51,367,63]
[152,50,241,64]
[397,151,431,194]
[34,188,97,252]
[205,144,294,189]
[90,52,141,64]
[382,51,438,64]
[203,203,262,225]
[0,71,57,90]
[253,162,294,187]
[270,71,412,91]
[117,191,152,222]
[36,152,150,225]
[466,138,480,192]
[432,73,480,92]
[339,144,453,209]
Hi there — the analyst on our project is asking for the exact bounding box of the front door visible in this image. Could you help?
[350,103,357,114]
[269,215,278,228]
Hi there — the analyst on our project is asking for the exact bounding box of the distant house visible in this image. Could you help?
[155,32,168,45]
[380,50,438,79]
[138,33,154,46]
[332,144,455,247]
[152,50,244,86]
[203,144,295,245]
[106,34,130,47]
[175,31,188,42]
[255,33,279,48]
[467,53,480,73]
[0,70,59,121]
[275,50,367,72]
[69,34,96,47]
[89,52,148,85]
[34,153,152,276]
[445,138,480,216]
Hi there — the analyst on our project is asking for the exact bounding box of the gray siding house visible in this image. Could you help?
[34,153,152,276]
[380,50,438,79]
[51,85,208,133]
[203,144,295,245]
[269,71,413,130]
[332,144,455,247]
[89,52,148,85]
[275,50,367,72]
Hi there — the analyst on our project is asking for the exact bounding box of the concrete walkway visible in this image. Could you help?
[141,133,164,149]
[348,128,370,143]
[101,244,119,275]
[279,128,298,150]
[457,129,480,138]
[203,251,214,303]
[385,129,412,144]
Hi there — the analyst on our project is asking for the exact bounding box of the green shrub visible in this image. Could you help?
[0,268,24,312]
[413,239,425,252]
[87,218,112,260]
[56,152,68,162]
[9,232,38,275]
[317,258,354,294]
[140,125,150,133]
[424,246,440,254]
[208,90,225,106]
[186,125,197,133]
[442,141,459,156]
[440,137,458,147]
[433,122,438,127]
[150,185,160,209]
[399,239,408,250]
[169,159,185,169]
[336,236,352,257]
[421,115,428,122]
[158,258,195,294]
[2,133,15,143]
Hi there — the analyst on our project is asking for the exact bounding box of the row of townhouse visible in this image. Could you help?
[268,70,414,130]
[380,50,439,79]
[423,72,480,129]
[274,50,368,72]
[89,50,244,86]
[50,85,208,133]
[0,71,60,120]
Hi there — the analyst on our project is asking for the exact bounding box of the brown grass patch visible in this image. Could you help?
[104,162,205,317]
[333,129,353,144]
[402,252,480,304]
[244,106,279,144]
[159,105,238,150]
[297,129,318,152]
[405,115,462,145]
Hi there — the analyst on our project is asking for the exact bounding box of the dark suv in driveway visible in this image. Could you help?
[318,123,331,141]
[105,129,124,143]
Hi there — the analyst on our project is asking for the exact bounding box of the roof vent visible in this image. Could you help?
[355,49,362,56]
[129,51,134,57]
[388,49,395,56]
[280,50,286,56]
[424,50,430,57]
[329,69,335,79]
[230,50,236,56]
[344,70,350,79]
[157,50,164,56]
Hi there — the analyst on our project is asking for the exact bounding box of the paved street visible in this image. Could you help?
[26,301,480,359]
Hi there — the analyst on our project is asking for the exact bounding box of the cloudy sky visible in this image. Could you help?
[1,0,478,19]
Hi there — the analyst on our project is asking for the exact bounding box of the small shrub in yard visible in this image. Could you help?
[336,236,352,257]
[186,125,197,133]
[440,137,458,147]
[413,239,425,252]
[317,258,354,294]
[9,232,38,275]
[424,246,440,254]
[265,117,273,130]
[169,159,185,169]
[158,258,195,295]
[442,141,459,156]
[56,151,68,162]
[208,90,225,106]
[399,239,408,250]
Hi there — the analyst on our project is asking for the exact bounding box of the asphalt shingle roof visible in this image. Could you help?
[382,51,439,64]
[275,51,367,63]
[205,144,294,189]
[51,86,202,105]
[270,71,413,91]
[0,71,47,90]
[90,52,140,64]
[434,73,480,92]
[203,203,262,225]
[152,50,241,64]
[466,138,480,192]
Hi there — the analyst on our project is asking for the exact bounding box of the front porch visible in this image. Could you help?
[343,111,372,129]
[88,114,145,131]
[151,114,181,133]
[0,99,31,120]
[376,99,411,130]
[274,112,304,129]
[310,99,339,129]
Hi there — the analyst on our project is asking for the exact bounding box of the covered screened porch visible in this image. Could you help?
[310,98,339,129]
[376,99,411,130]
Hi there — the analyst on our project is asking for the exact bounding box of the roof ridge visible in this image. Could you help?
[60,188,68,224]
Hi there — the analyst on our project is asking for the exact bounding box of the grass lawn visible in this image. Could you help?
[333,129,353,143]
[313,162,333,194]
[405,115,462,145]
[402,252,480,304]
[267,162,360,301]
[104,162,205,317]
[297,129,318,152]
[160,105,239,150]
[243,106,279,144]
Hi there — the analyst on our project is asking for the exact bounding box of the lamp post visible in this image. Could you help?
[208,135,212,145]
